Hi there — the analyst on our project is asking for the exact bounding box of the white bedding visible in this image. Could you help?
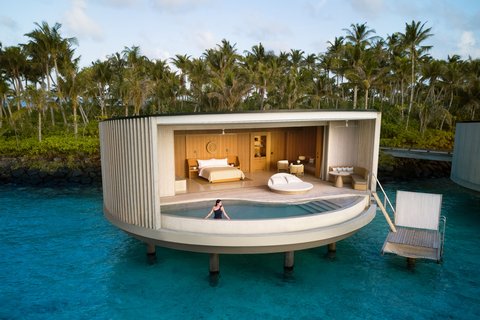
[199,166,245,183]
[197,158,245,183]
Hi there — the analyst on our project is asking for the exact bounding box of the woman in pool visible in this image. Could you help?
[204,199,231,220]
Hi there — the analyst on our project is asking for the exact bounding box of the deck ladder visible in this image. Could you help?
[371,174,447,262]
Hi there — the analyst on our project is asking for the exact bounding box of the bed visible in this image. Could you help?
[197,158,245,183]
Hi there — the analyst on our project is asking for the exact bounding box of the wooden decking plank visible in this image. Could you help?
[387,227,440,249]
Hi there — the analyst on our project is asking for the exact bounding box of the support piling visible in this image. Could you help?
[284,251,294,271]
[328,242,336,253]
[209,253,220,275]
[146,243,156,256]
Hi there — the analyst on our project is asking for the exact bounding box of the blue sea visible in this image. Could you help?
[1,178,479,319]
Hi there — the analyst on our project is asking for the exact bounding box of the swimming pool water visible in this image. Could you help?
[162,200,310,219]
[161,198,348,219]
[1,178,479,319]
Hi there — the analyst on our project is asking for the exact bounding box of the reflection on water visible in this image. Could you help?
[1,178,479,319]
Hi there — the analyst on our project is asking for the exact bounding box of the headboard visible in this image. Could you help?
[187,156,240,168]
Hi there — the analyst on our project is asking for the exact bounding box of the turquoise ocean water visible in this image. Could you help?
[1,178,479,319]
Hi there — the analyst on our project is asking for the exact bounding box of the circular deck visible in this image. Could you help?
[105,195,376,254]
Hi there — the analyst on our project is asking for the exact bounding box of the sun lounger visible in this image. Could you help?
[268,173,313,194]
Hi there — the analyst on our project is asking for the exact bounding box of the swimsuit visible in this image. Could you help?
[213,207,223,219]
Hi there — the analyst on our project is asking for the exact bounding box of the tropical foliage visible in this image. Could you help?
[1,20,479,155]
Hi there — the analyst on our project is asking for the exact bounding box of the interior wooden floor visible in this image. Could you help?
[161,171,369,205]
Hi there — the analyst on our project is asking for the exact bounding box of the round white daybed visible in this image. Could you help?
[268,173,314,194]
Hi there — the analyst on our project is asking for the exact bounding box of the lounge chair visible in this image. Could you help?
[381,190,446,262]
[268,173,313,194]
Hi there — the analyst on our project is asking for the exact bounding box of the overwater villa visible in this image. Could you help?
[99,110,383,272]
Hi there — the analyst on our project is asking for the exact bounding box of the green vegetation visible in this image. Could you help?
[1,20,479,159]
[0,135,98,158]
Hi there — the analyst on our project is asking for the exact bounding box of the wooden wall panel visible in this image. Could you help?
[304,127,317,159]
[315,127,323,177]
[178,127,321,174]
[185,134,238,160]
[174,134,186,178]
[237,133,251,172]
[270,130,286,170]
[285,127,317,162]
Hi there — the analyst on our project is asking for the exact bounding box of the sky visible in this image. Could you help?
[2,0,480,68]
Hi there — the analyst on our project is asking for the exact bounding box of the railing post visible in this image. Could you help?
[372,192,397,233]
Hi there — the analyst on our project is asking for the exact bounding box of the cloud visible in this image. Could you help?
[101,0,140,6]
[0,16,17,30]
[349,0,385,18]
[150,0,209,13]
[193,30,216,52]
[144,47,172,61]
[457,31,480,59]
[65,0,104,41]
[304,0,328,17]
[237,13,291,45]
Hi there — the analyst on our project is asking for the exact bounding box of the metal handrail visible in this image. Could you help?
[371,174,396,217]
[439,215,447,261]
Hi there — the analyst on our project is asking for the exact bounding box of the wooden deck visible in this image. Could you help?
[385,227,440,248]
[382,227,441,261]
[163,171,368,205]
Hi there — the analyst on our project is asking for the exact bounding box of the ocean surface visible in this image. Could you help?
[1,178,479,319]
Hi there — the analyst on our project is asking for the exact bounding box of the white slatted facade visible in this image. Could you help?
[451,122,480,192]
[100,117,159,229]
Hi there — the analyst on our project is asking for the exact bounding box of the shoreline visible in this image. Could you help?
[0,155,451,187]
[0,156,102,187]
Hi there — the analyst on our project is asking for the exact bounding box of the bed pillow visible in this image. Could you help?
[197,158,229,168]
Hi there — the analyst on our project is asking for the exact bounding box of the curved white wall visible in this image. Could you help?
[161,196,368,235]
[100,117,160,229]
[451,122,480,192]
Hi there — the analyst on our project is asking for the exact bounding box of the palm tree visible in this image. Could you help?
[91,60,112,117]
[0,46,27,111]
[58,52,82,137]
[438,55,463,129]
[343,23,378,108]
[121,46,153,115]
[326,37,345,108]
[418,59,443,134]
[0,77,10,128]
[354,48,387,109]
[399,20,433,129]
[171,54,191,90]
[24,22,78,126]
[203,40,251,111]
[107,52,127,116]
[462,58,480,120]
[386,32,410,114]
[244,43,275,110]
[25,84,46,141]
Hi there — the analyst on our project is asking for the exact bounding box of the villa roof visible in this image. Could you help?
[102,109,381,123]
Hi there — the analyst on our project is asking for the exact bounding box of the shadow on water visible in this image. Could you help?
[281,268,295,283]
[323,250,337,261]
[208,272,220,287]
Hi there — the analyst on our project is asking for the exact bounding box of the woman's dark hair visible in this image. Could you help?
[215,199,222,205]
